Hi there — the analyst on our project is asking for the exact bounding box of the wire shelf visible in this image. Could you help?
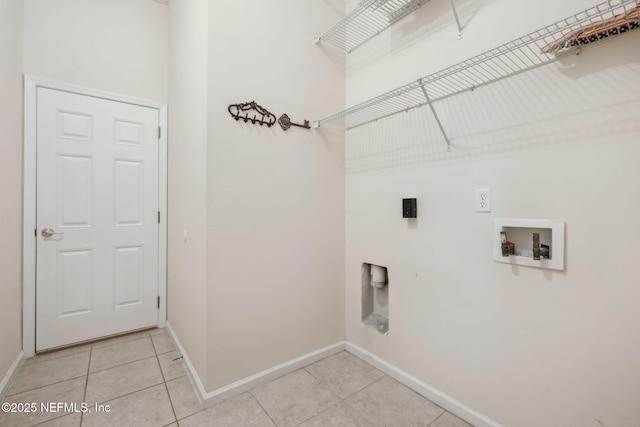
[315,0,639,130]
[315,0,430,53]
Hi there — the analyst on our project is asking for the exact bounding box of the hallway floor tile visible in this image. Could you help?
[1,330,473,427]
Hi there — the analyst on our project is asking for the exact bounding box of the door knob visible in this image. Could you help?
[41,228,64,238]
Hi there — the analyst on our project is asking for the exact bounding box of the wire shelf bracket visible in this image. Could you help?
[313,0,640,139]
[450,0,463,39]
[314,0,430,53]
[419,79,452,149]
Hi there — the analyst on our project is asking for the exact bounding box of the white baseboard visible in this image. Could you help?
[345,342,504,427]
[0,351,25,401]
[163,325,501,426]
[165,321,345,407]
[164,322,208,407]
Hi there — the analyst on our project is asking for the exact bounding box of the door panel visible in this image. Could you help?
[57,249,93,317]
[36,87,160,351]
[58,154,93,227]
[114,245,144,308]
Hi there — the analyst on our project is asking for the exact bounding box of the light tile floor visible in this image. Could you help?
[1,329,473,427]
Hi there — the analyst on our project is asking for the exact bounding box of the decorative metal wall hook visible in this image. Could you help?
[278,114,311,131]
[228,101,276,127]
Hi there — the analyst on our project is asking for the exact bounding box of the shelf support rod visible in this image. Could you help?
[450,0,463,39]
[419,79,451,149]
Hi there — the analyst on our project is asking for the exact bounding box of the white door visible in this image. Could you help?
[36,87,160,351]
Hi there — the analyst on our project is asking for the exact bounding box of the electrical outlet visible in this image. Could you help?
[475,188,491,212]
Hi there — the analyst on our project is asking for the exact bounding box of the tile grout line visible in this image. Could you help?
[4,374,87,399]
[80,341,93,426]
[336,372,386,401]
[23,374,89,426]
[337,400,376,427]
[334,385,378,427]
[256,365,350,427]
[344,374,450,427]
[344,374,386,400]
[23,347,92,367]
[83,381,170,410]
[13,330,164,426]
[91,336,150,350]
[249,390,279,427]
[29,329,155,366]
[5,350,93,398]
[302,366,319,380]
[84,333,168,405]
[292,395,347,427]
[154,333,180,425]
[88,352,158,376]
[304,352,388,400]
[301,377,344,426]
[426,410,447,427]
[88,336,157,374]
[21,339,463,427]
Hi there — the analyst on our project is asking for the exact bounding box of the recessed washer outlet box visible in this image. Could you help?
[493,218,565,270]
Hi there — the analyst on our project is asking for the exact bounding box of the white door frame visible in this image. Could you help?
[23,75,168,357]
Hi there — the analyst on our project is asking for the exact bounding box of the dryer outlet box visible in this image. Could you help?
[403,198,417,218]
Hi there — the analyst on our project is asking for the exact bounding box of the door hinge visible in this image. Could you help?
[157,296,160,309]
[158,211,160,224]
[158,126,161,139]
[35,228,37,237]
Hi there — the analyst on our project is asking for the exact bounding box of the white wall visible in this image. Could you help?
[205,0,346,390]
[20,0,345,396]
[167,0,209,386]
[167,0,346,394]
[0,0,24,395]
[345,1,640,426]
[24,0,168,102]
[3,0,170,391]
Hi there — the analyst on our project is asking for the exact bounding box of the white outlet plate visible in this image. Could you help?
[475,188,491,212]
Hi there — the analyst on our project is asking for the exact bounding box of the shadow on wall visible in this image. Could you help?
[554,30,640,79]
[345,32,640,173]
[347,0,488,74]
[316,123,347,171]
